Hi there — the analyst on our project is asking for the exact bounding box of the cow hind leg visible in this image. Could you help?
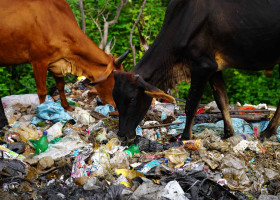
[181,57,217,140]
[209,71,234,139]
[53,75,73,111]
[0,98,8,129]
[259,100,280,140]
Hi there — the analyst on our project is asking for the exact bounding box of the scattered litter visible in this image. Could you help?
[0,82,279,199]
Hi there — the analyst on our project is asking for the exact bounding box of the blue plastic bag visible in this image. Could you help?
[169,116,186,133]
[94,104,115,117]
[31,101,73,124]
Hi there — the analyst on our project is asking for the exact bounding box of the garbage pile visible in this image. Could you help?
[1,80,280,200]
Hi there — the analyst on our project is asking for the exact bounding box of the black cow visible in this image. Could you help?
[0,98,8,129]
[111,0,280,140]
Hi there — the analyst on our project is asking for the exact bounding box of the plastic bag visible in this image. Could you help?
[71,107,95,125]
[165,147,189,165]
[94,104,115,117]
[158,180,189,200]
[13,123,39,142]
[46,122,63,142]
[0,158,27,178]
[31,101,73,124]
[110,151,130,169]
[221,154,246,170]
[169,116,186,133]
[2,94,51,107]
[34,131,86,159]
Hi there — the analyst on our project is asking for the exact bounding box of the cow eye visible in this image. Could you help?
[130,97,135,103]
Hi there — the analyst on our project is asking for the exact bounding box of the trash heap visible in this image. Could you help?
[1,80,280,200]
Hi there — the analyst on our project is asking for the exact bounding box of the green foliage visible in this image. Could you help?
[224,65,280,106]
[176,81,214,105]
[66,0,167,71]
[0,64,57,96]
[177,65,280,106]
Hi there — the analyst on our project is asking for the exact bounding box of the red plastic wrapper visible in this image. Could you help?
[183,139,202,150]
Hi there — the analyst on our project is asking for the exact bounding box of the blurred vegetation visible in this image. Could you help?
[0,0,279,107]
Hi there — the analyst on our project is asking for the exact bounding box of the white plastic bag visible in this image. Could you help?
[46,122,63,141]
[2,94,51,107]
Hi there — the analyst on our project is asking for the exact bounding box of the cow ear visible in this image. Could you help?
[144,90,175,103]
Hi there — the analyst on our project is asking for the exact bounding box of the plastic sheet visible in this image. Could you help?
[7,142,25,154]
[165,147,189,165]
[159,180,189,200]
[83,177,100,190]
[110,151,130,169]
[4,106,21,125]
[169,116,186,133]
[130,181,164,200]
[13,123,39,142]
[31,101,73,124]
[2,94,51,107]
[46,122,63,142]
[94,104,115,117]
[34,131,86,159]
[0,158,27,178]
[194,118,254,135]
[161,171,238,200]
[71,107,95,125]
[154,101,175,116]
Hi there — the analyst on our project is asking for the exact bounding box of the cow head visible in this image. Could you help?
[91,48,129,107]
[113,71,175,140]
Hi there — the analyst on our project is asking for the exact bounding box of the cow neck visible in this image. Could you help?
[131,0,193,90]
[132,36,176,89]
[68,35,111,80]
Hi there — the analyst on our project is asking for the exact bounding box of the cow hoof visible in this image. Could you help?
[222,134,233,140]
[65,106,74,111]
[180,135,191,140]
[109,111,119,116]
[259,129,275,141]
[0,121,8,129]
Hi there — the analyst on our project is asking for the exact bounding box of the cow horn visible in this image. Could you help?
[114,49,129,66]
[105,40,112,54]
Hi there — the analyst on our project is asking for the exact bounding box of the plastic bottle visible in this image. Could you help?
[35,131,49,154]
[124,144,140,157]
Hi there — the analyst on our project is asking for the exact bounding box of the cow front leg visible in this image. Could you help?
[209,71,234,138]
[32,62,48,104]
[260,100,280,140]
[181,58,217,140]
[53,75,73,111]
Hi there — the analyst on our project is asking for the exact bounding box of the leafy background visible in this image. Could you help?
[0,0,279,107]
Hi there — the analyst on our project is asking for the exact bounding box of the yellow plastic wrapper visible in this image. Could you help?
[106,138,120,150]
[174,162,185,168]
[115,169,145,183]
[120,181,131,188]
[183,139,202,150]
[77,76,86,81]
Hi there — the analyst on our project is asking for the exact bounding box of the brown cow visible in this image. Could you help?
[0,0,128,111]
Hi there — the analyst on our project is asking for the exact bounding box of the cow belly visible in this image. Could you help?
[0,47,30,66]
